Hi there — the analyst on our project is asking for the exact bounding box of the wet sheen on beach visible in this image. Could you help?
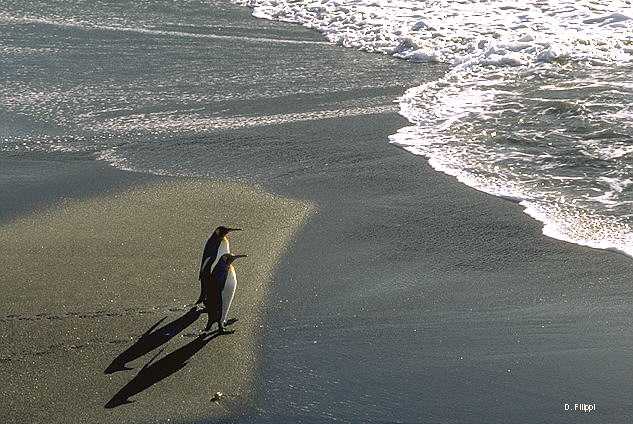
[2,1,633,423]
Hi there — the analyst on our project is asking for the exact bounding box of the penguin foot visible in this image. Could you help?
[224,318,239,326]
[218,328,235,335]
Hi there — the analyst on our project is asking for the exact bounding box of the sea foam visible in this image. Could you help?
[236,0,633,258]
[234,0,633,65]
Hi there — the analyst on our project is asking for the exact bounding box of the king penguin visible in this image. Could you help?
[201,253,247,334]
[195,226,241,305]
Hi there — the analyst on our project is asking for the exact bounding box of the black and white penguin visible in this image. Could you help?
[201,253,247,334]
[195,226,241,305]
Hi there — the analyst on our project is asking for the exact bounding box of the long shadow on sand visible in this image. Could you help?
[105,307,202,374]
[105,331,220,409]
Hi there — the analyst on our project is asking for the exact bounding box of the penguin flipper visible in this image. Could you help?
[199,233,221,279]
[197,257,213,304]
[195,280,205,305]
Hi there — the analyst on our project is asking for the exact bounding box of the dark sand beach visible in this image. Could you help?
[0,4,326,420]
[1,155,313,422]
[2,2,633,423]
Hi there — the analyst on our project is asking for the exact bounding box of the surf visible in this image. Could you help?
[235,0,633,257]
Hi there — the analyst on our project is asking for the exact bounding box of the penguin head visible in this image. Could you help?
[219,253,247,265]
[215,226,242,238]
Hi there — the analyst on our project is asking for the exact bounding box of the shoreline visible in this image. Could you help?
[239,0,633,264]
[221,7,633,423]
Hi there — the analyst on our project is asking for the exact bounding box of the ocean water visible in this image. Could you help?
[234,0,633,257]
[2,0,633,257]
[0,0,416,181]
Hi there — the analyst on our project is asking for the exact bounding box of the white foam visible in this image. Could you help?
[86,105,397,135]
[522,200,633,258]
[235,0,633,258]
[234,0,633,66]
[0,12,329,45]
[7,2,633,258]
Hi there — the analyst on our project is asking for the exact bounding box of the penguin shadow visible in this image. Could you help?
[104,307,202,375]
[104,331,220,409]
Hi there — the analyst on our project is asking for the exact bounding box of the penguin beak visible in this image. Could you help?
[233,254,247,259]
[227,228,242,232]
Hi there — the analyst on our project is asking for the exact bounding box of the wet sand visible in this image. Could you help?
[195,5,633,424]
[0,161,313,423]
[2,1,633,423]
